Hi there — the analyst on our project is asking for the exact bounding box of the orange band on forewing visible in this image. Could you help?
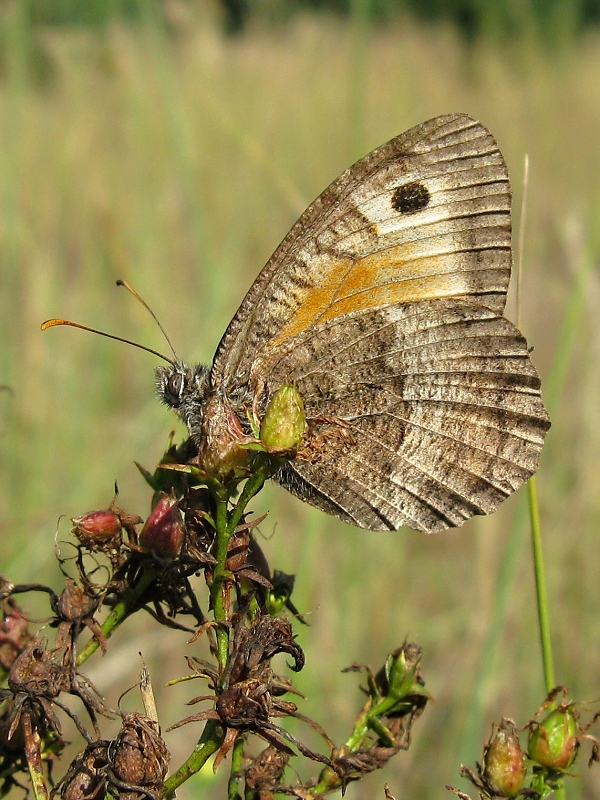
[319,273,471,320]
[270,251,471,347]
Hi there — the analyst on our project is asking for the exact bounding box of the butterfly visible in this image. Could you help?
[155,114,550,534]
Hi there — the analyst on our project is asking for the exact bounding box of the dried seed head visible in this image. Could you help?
[55,579,97,623]
[111,712,170,800]
[58,742,110,800]
[245,745,289,794]
[8,642,66,698]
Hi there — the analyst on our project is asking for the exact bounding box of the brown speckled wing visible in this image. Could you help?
[206,114,549,532]
[261,299,549,532]
[211,114,512,394]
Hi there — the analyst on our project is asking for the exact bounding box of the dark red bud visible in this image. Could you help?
[72,510,122,543]
[139,495,185,558]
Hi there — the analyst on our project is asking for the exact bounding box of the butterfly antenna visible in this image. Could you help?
[116,279,179,361]
[40,319,176,365]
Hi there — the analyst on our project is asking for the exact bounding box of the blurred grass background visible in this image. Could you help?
[1,0,600,797]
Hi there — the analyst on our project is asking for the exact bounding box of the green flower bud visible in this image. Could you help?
[260,385,306,451]
[371,644,430,720]
[528,706,579,770]
[483,719,527,797]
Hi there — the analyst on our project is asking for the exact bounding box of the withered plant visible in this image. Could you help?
[0,392,430,800]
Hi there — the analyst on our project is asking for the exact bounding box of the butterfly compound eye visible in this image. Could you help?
[166,373,185,403]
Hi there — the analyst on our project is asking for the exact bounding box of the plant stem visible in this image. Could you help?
[22,714,49,800]
[344,698,373,752]
[528,476,566,800]
[165,461,275,794]
[528,476,555,694]
[228,463,272,535]
[163,720,223,795]
[76,562,160,667]
[228,735,245,800]
[210,465,272,674]
[212,491,233,672]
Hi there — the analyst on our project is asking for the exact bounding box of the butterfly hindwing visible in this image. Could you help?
[267,300,549,532]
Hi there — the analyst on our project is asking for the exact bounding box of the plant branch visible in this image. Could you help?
[163,720,224,795]
[528,476,555,694]
[23,714,49,800]
[76,562,161,667]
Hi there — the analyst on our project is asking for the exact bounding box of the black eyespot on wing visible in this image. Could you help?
[391,182,430,214]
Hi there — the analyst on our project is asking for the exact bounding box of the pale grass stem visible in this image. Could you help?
[518,155,564,800]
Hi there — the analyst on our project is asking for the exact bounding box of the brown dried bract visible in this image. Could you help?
[169,612,324,770]
[53,741,110,800]
[224,523,272,594]
[52,579,106,653]
[245,745,289,798]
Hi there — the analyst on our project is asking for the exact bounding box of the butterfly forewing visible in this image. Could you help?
[212,114,512,390]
